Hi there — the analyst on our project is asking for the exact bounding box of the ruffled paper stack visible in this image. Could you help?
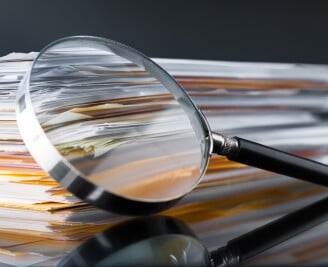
[0,53,327,266]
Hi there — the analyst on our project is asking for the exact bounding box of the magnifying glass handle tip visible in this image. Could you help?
[212,132,328,188]
[212,132,239,157]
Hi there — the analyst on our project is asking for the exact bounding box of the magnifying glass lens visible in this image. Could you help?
[18,37,209,204]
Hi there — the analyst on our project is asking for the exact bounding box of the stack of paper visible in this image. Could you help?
[0,52,328,266]
[0,53,122,242]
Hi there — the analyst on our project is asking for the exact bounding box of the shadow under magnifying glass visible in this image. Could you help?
[57,195,328,267]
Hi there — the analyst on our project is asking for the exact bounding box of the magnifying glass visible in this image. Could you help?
[16,36,328,215]
[57,195,328,267]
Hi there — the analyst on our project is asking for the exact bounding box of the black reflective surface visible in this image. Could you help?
[57,216,210,267]
[58,195,328,267]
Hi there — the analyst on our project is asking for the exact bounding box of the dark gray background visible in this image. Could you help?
[1,0,328,63]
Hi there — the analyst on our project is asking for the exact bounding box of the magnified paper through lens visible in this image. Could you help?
[17,37,209,202]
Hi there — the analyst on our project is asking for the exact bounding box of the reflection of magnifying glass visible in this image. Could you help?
[58,196,328,267]
[16,36,328,215]
[57,216,210,267]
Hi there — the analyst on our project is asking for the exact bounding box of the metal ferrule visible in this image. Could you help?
[212,132,239,157]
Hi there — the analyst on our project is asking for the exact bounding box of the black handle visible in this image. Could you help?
[227,137,328,187]
[211,195,328,266]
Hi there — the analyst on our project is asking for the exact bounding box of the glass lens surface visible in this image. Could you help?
[19,37,208,202]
